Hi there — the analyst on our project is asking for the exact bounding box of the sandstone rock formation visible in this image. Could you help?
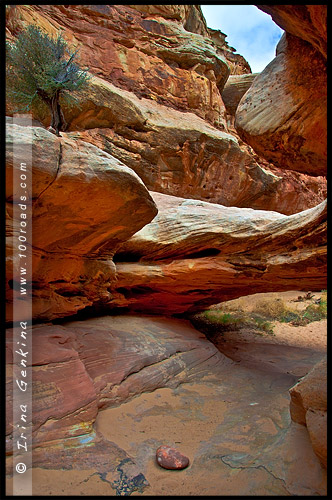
[6,122,327,323]
[258,5,327,58]
[5,4,327,492]
[62,75,325,214]
[222,73,259,116]
[235,5,327,177]
[110,191,327,315]
[6,121,157,322]
[6,4,327,214]
[6,315,229,465]
[289,358,327,468]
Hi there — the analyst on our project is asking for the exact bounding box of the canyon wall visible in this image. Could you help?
[6,4,327,483]
[5,1,327,328]
[6,4,326,214]
[235,6,327,177]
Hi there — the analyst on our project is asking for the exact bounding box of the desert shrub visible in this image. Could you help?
[279,310,302,324]
[253,298,287,320]
[6,24,90,134]
[203,310,242,325]
[250,314,275,334]
[302,301,327,322]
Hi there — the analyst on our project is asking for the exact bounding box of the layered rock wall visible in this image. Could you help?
[6,120,157,322]
[5,4,327,485]
[110,191,327,315]
[6,4,326,214]
[235,5,327,177]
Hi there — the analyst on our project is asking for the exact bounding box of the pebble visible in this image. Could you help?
[156,445,189,470]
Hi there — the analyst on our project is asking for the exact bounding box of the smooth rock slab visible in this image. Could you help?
[156,445,189,470]
[111,193,327,315]
[235,32,327,177]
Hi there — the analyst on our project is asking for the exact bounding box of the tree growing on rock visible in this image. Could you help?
[6,24,90,136]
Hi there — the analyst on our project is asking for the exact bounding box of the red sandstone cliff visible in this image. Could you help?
[6,4,326,214]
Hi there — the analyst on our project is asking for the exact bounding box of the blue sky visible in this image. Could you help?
[201,5,284,73]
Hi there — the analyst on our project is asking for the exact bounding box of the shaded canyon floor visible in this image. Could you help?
[6,293,327,496]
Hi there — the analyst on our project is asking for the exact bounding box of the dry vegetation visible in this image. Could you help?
[190,290,327,337]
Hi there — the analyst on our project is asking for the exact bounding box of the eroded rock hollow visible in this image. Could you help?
[6,4,327,496]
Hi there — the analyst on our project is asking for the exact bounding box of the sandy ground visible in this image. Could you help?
[212,290,327,351]
[6,291,327,496]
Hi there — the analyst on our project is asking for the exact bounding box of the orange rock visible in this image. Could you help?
[156,445,189,470]
[306,410,327,469]
[235,27,327,177]
[111,192,327,315]
[289,358,327,468]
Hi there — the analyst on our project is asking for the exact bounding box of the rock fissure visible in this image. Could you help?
[33,140,63,205]
[219,455,290,493]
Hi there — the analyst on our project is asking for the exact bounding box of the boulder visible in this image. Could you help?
[156,445,190,470]
[235,31,327,177]
[110,192,327,315]
[289,358,327,468]
[6,121,157,322]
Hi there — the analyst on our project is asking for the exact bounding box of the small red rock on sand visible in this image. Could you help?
[156,445,189,470]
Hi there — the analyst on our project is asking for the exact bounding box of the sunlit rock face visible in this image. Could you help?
[6,122,157,322]
[235,5,327,177]
[109,191,327,315]
[6,4,326,214]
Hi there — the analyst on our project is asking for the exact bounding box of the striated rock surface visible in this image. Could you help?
[289,358,327,468]
[222,73,259,116]
[110,192,327,315]
[6,315,229,462]
[6,314,326,494]
[6,121,157,322]
[235,5,327,177]
[6,4,326,214]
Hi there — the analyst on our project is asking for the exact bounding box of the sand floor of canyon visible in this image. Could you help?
[7,291,327,496]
